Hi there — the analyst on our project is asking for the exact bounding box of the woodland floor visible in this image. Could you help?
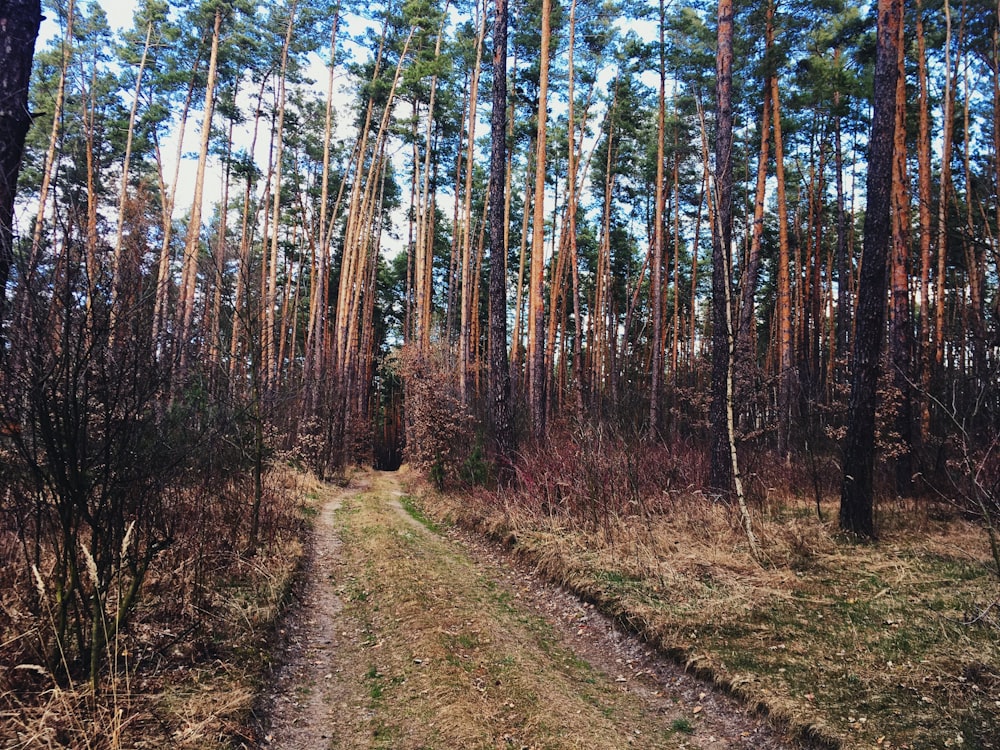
[258,468,801,749]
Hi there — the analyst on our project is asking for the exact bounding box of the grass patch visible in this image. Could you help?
[408,463,1000,749]
[671,717,694,734]
[399,493,443,532]
[325,469,692,748]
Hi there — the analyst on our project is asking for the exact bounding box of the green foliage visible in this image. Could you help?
[430,453,446,489]
[671,717,693,734]
[460,442,491,486]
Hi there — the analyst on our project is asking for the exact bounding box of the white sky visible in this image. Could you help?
[33,0,366,244]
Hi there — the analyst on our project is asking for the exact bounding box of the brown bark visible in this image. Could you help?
[649,0,667,437]
[709,0,735,493]
[771,61,794,459]
[152,52,200,353]
[459,9,487,402]
[889,12,913,494]
[110,20,152,336]
[840,0,901,538]
[229,77,268,382]
[178,8,223,373]
[511,170,530,383]
[0,0,41,326]
[528,0,554,439]
[304,8,341,392]
[735,78,772,395]
[593,98,618,405]
[565,0,585,416]
[28,0,74,277]
[415,22,445,354]
[834,50,850,381]
[670,108,682,382]
[935,0,954,367]
[960,40,986,381]
[208,119,233,370]
[261,1,298,387]
[915,5,932,440]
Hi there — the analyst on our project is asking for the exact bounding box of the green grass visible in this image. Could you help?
[399,494,443,533]
[670,718,693,734]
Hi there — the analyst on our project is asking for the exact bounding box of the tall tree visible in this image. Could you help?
[489,0,513,462]
[889,6,913,493]
[709,0,734,492]
[649,0,666,437]
[840,0,901,538]
[527,0,553,439]
[934,0,954,368]
[177,4,224,374]
[771,28,794,460]
[915,1,932,441]
[0,0,42,331]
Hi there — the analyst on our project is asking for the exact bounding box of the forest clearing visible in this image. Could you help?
[2,0,1000,746]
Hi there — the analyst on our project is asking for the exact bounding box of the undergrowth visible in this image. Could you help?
[0,465,313,749]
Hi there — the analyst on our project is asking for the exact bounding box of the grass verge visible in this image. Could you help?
[406,471,1000,749]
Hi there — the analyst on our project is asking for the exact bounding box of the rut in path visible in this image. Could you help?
[261,469,799,749]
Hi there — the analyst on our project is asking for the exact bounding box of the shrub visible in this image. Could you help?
[389,344,478,488]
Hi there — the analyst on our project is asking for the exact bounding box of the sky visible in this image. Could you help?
[40,0,135,42]
[31,0,366,242]
[27,0,671,262]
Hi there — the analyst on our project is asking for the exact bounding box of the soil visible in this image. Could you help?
[259,468,805,749]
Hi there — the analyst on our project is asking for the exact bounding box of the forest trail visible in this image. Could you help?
[261,468,797,749]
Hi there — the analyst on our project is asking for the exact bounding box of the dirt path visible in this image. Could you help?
[262,469,801,749]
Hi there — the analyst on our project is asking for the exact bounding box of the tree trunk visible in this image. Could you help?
[110,20,152,336]
[511,170,530,384]
[229,77,268,383]
[771,60,794,460]
[0,0,42,331]
[305,8,342,394]
[178,8,223,375]
[262,1,298,388]
[670,104,682,381]
[915,5,932,442]
[959,40,986,383]
[152,52,200,355]
[27,0,74,277]
[527,0,554,439]
[735,78,772,402]
[889,13,913,494]
[840,0,901,539]
[834,50,850,383]
[709,0,735,493]
[459,9,487,402]
[935,0,954,368]
[565,0,585,416]
[208,118,233,371]
[649,0,667,437]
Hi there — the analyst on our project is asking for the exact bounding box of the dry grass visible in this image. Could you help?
[0,465,314,750]
[411,469,1000,750]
